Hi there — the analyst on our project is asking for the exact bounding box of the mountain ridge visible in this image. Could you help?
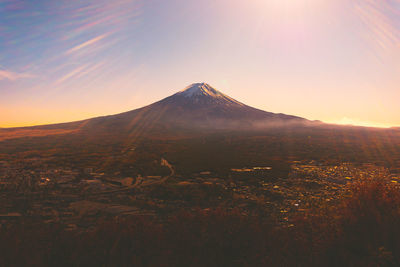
[76,83,309,134]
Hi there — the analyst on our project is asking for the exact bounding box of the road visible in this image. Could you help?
[85,158,174,196]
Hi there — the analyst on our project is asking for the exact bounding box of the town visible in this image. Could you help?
[1,158,398,231]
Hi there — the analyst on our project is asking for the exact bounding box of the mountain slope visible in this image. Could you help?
[78,83,308,136]
[0,83,311,142]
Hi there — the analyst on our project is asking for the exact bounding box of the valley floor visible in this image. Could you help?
[0,159,397,230]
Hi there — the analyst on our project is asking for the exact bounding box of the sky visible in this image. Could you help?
[0,0,399,128]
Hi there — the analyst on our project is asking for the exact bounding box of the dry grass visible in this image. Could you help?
[0,128,79,141]
[1,179,400,266]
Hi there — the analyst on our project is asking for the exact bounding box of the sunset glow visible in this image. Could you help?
[0,0,399,127]
[2,2,400,264]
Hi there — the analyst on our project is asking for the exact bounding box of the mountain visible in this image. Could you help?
[0,83,309,141]
[78,83,309,135]
[152,83,306,127]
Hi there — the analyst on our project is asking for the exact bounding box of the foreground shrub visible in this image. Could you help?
[1,178,400,266]
[320,180,400,266]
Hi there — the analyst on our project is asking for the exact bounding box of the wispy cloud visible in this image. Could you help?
[54,61,106,85]
[353,0,400,55]
[66,34,108,55]
[0,70,34,81]
[55,64,89,84]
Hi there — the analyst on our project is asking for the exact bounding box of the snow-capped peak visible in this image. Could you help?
[176,83,244,106]
[179,83,223,98]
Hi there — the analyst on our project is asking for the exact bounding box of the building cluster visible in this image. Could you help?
[0,159,398,230]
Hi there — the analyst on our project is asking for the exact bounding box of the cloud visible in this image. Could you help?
[55,64,89,84]
[0,70,34,81]
[352,0,400,54]
[54,61,105,84]
[66,34,108,55]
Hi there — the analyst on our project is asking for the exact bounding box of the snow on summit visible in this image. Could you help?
[179,83,223,98]
[176,83,244,106]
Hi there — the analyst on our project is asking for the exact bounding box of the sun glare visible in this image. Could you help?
[258,0,326,13]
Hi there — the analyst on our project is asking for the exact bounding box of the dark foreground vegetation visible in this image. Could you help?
[1,179,400,267]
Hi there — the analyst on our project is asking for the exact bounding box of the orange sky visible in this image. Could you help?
[1,0,399,128]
